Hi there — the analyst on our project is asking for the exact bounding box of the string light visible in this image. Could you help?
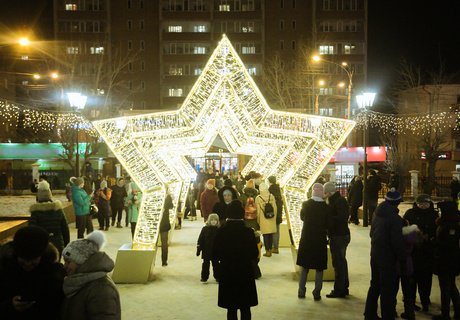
[0,100,97,135]
[354,109,460,135]
[93,35,355,250]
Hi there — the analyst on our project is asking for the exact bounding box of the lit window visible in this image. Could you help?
[241,46,256,54]
[248,67,257,75]
[168,25,183,32]
[319,45,334,54]
[168,88,183,97]
[193,46,206,54]
[219,4,230,11]
[66,46,80,54]
[194,67,202,76]
[194,25,207,32]
[22,80,29,85]
[343,44,356,54]
[65,4,77,11]
[97,89,105,95]
[319,108,333,116]
[169,66,183,75]
[90,46,104,54]
[21,55,29,60]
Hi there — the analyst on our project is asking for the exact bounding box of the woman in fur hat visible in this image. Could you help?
[61,231,121,320]
[29,180,70,258]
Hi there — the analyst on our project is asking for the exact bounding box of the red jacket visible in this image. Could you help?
[200,188,219,221]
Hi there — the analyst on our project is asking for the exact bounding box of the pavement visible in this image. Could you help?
[0,196,455,319]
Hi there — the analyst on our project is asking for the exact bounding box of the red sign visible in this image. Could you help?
[329,146,386,163]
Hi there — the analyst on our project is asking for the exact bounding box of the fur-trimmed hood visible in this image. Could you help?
[402,224,419,235]
[30,200,63,212]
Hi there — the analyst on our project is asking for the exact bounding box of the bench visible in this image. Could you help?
[0,220,28,244]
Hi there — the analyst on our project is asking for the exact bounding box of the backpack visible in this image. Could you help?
[244,197,257,220]
[260,195,275,219]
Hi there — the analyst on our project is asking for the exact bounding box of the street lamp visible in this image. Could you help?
[67,92,87,177]
[312,55,354,120]
[356,92,376,227]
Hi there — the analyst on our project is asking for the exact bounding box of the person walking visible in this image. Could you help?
[323,181,351,298]
[71,177,93,239]
[432,201,460,320]
[297,183,332,301]
[196,213,220,282]
[29,180,70,258]
[0,226,66,320]
[110,178,127,228]
[255,182,277,257]
[200,179,219,222]
[403,194,438,312]
[347,175,363,225]
[213,185,239,226]
[159,186,174,266]
[213,200,258,320]
[97,179,112,231]
[268,176,283,254]
[61,231,121,320]
[364,188,405,320]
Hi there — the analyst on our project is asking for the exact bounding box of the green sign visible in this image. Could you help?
[0,143,107,160]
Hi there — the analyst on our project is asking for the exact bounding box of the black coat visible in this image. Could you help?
[212,186,239,222]
[197,225,219,260]
[239,187,259,207]
[0,243,65,320]
[433,213,460,276]
[370,201,405,270]
[366,174,381,201]
[327,191,350,237]
[160,194,173,232]
[268,183,283,224]
[347,178,363,208]
[403,203,438,270]
[110,185,127,209]
[296,199,332,270]
[450,180,460,200]
[213,220,258,309]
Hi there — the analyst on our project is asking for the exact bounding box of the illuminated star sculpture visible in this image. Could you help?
[93,35,355,250]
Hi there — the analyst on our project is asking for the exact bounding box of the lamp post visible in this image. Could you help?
[314,79,325,114]
[67,92,87,177]
[356,92,376,227]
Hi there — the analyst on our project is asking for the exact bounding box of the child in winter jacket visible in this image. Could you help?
[196,213,220,282]
[126,185,142,239]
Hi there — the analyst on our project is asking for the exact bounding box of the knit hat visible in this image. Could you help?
[259,182,269,193]
[206,179,216,187]
[36,180,52,202]
[74,177,85,187]
[224,178,233,187]
[62,231,106,265]
[14,226,49,260]
[311,183,324,198]
[385,188,402,203]
[245,179,255,189]
[268,176,276,184]
[323,182,336,195]
[227,200,244,219]
[415,194,431,204]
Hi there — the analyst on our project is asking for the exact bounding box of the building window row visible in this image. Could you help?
[127,20,145,31]
[64,43,106,55]
[163,43,210,54]
[166,24,209,32]
[216,0,256,11]
[216,21,259,33]
[321,0,361,11]
[58,20,106,33]
[166,64,204,75]
[62,0,106,11]
[127,0,144,9]
[161,0,256,12]
[319,20,363,32]
[317,42,364,55]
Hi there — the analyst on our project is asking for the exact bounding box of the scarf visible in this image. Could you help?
[63,271,107,297]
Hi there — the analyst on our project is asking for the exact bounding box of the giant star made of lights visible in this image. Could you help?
[93,35,355,249]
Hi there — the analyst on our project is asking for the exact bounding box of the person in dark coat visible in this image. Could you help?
[184,183,197,220]
[364,188,405,320]
[239,179,259,206]
[29,180,70,259]
[213,200,258,320]
[197,213,220,282]
[432,201,460,320]
[347,175,363,225]
[159,187,174,266]
[297,183,332,301]
[268,176,283,254]
[403,194,438,312]
[110,178,127,228]
[324,182,350,298]
[213,185,239,226]
[97,180,112,231]
[450,177,460,201]
[0,226,65,320]
[388,171,400,191]
[366,169,382,224]
[200,179,219,222]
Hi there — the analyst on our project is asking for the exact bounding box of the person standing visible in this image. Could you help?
[213,185,239,226]
[29,180,70,258]
[364,188,405,320]
[432,201,460,320]
[388,171,400,192]
[347,175,363,225]
[0,226,65,320]
[323,181,351,298]
[268,176,283,254]
[196,213,220,282]
[71,177,93,239]
[213,200,258,320]
[366,169,382,223]
[297,183,332,301]
[255,182,277,257]
[97,180,112,231]
[159,187,174,266]
[403,194,438,312]
[61,231,121,320]
[200,179,219,222]
[126,184,142,239]
[110,178,127,228]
